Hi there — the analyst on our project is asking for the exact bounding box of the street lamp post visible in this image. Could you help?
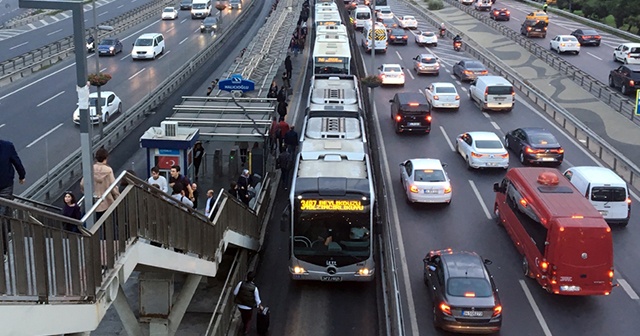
[91,0,114,140]
[370,1,376,112]
[19,0,95,227]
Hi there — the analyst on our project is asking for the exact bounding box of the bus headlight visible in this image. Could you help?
[358,268,370,276]
[293,266,306,274]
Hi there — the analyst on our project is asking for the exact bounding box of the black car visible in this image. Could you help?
[609,65,640,95]
[179,0,192,10]
[97,38,123,56]
[424,249,502,334]
[380,18,397,31]
[520,19,547,38]
[388,28,408,45]
[389,92,431,134]
[571,28,601,46]
[200,17,218,33]
[452,60,488,82]
[505,127,564,166]
[490,7,510,21]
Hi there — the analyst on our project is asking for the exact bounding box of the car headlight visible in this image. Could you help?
[109,46,114,50]
[212,24,217,29]
[200,24,205,28]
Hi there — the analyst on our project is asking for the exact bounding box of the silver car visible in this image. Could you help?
[413,54,440,75]
[455,131,509,169]
[400,159,452,204]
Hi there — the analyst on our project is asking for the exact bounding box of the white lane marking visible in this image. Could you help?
[0,124,5,129]
[395,50,403,60]
[363,56,420,336]
[618,279,640,300]
[468,180,492,220]
[491,121,500,130]
[37,91,65,107]
[100,67,107,72]
[406,68,414,80]
[440,126,455,151]
[39,19,47,25]
[519,280,553,336]
[482,112,490,118]
[9,41,28,50]
[166,26,175,33]
[128,68,146,80]
[28,23,36,29]
[181,18,188,23]
[26,123,63,148]
[180,37,189,45]
[587,52,602,60]
[99,11,108,17]
[122,19,161,41]
[120,53,130,61]
[117,4,124,8]
[47,29,63,36]
[159,50,170,58]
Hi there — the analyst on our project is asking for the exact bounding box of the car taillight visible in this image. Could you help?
[626,197,632,204]
[583,35,591,39]
[400,72,404,77]
[464,70,472,75]
[609,270,614,278]
[492,305,502,317]
[444,185,452,194]
[390,36,395,39]
[426,115,432,122]
[560,43,566,47]
[630,80,635,86]
[433,95,439,100]
[500,153,509,158]
[409,185,418,193]
[395,114,402,122]
[541,260,549,273]
[525,147,535,153]
[380,74,385,78]
[527,27,532,31]
[557,148,564,154]
[440,303,452,316]
[471,152,483,158]
[403,36,407,39]
[481,70,488,75]
[455,95,460,100]
[506,11,510,14]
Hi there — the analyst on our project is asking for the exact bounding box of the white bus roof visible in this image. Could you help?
[316,24,348,37]
[309,76,359,107]
[297,155,369,179]
[313,36,351,58]
[315,12,342,25]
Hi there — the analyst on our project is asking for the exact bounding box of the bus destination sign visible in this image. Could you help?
[315,57,345,63]
[300,199,364,211]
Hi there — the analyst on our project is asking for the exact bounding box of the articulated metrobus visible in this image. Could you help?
[307,75,361,114]
[289,111,375,282]
[313,34,351,75]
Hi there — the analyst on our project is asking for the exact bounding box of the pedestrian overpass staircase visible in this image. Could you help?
[0,171,273,335]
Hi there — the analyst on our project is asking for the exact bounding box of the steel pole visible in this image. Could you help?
[93,0,104,140]
[370,2,376,114]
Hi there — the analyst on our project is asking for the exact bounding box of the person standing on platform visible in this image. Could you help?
[193,141,205,179]
[148,166,169,193]
[169,165,194,202]
[285,56,292,81]
[284,126,299,154]
[80,147,119,221]
[233,271,263,335]
[61,191,82,233]
[276,117,290,154]
[204,189,215,218]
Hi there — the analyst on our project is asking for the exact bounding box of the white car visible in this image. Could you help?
[613,43,640,64]
[398,15,418,29]
[376,6,393,20]
[455,132,509,169]
[161,7,179,20]
[424,82,460,110]
[550,35,580,54]
[73,91,122,125]
[378,64,405,86]
[459,0,474,5]
[400,158,452,204]
[415,31,438,46]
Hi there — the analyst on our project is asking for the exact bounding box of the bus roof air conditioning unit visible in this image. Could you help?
[161,121,178,137]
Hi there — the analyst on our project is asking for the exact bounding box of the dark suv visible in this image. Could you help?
[423,249,502,334]
[609,65,640,95]
[520,19,547,38]
[389,92,431,134]
[490,8,510,21]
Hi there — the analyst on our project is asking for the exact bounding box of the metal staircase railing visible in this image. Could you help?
[0,171,260,304]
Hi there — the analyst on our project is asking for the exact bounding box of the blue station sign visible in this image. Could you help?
[218,74,255,92]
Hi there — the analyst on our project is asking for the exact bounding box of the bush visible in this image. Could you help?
[427,0,444,10]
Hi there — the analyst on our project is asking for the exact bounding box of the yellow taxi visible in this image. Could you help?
[526,10,549,24]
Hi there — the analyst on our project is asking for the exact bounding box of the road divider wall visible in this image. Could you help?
[0,0,174,87]
[405,0,640,193]
[20,0,257,202]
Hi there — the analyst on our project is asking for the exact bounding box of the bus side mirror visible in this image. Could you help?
[493,183,505,193]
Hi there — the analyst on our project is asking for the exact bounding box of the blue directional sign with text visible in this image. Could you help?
[218,74,255,92]
[636,90,640,116]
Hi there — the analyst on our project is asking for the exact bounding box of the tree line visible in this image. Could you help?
[555,0,640,33]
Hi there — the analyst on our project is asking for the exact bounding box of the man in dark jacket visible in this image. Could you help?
[285,56,292,80]
[1,139,26,262]
[277,147,293,189]
[283,126,299,154]
[233,271,262,335]
[237,169,252,206]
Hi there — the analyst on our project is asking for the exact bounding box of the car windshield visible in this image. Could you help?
[89,97,106,106]
[465,61,485,70]
[581,29,598,35]
[204,18,217,24]
[591,187,627,202]
[447,277,493,297]
[100,39,115,45]
[384,66,402,72]
[475,140,503,149]
[192,3,206,9]
[529,132,558,146]
[562,36,577,42]
[391,29,405,35]
[630,47,640,53]
[356,13,370,19]
[414,169,445,182]
[421,58,436,64]
[404,16,414,20]
[163,8,174,12]
[487,86,512,95]
[134,38,153,46]
[381,9,391,13]
[435,86,456,94]
[422,32,434,37]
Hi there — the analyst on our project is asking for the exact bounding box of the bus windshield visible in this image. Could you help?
[315,62,349,74]
[293,210,370,261]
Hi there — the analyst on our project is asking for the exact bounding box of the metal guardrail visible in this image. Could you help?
[0,171,260,304]
[519,0,640,44]
[406,0,640,191]
[442,0,640,125]
[20,0,258,203]
[0,0,174,87]
[336,3,405,336]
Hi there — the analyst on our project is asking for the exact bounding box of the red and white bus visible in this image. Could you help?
[493,168,615,296]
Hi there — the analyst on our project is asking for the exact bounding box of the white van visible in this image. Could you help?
[191,0,211,19]
[469,75,515,112]
[563,166,631,226]
[229,0,242,9]
[131,33,165,60]
[361,21,387,53]
[353,6,371,30]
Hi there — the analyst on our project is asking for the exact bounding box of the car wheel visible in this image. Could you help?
[519,151,526,165]
[549,44,553,51]
[103,112,109,123]
[609,76,615,88]
[433,305,440,328]
[117,103,122,114]
[622,84,629,95]
[575,51,579,55]
[152,52,156,59]
[494,204,502,225]
[625,58,628,64]
[433,43,437,47]
[613,54,617,62]
[522,257,531,278]
[466,156,473,170]
[423,270,428,285]
[505,137,510,149]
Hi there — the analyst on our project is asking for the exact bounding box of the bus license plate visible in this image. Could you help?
[462,310,483,317]
[321,276,342,282]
